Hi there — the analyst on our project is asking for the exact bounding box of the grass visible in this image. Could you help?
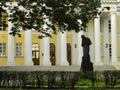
[1,88,120,90]
[0,79,119,90]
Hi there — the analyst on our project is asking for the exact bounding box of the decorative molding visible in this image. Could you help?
[101,0,119,3]
[0,31,7,34]
[117,12,120,15]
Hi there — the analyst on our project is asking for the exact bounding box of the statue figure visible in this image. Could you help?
[81,35,91,56]
[80,35,95,87]
[81,35,93,72]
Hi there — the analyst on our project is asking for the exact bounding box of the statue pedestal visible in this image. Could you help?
[81,55,93,72]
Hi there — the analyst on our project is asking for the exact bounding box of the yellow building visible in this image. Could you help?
[0,0,120,68]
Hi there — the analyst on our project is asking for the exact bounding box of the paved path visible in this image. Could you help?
[0,65,116,71]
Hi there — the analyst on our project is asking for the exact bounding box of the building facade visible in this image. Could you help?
[0,0,120,67]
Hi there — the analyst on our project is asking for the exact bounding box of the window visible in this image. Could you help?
[16,43,22,56]
[0,43,6,57]
[0,16,6,31]
[32,44,39,51]
[108,20,111,33]
[109,44,112,57]
[32,44,39,58]
[50,43,55,58]
[50,43,55,65]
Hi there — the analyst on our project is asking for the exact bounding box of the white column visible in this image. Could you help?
[56,31,69,65]
[40,37,51,66]
[24,30,33,65]
[111,12,118,63]
[104,17,110,64]
[56,31,61,65]
[77,31,84,65]
[72,31,83,65]
[88,20,94,63]
[40,14,51,66]
[7,11,15,66]
[94,16,102,65]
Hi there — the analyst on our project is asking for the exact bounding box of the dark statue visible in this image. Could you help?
[80,35,95,87]
[81,35,93,72]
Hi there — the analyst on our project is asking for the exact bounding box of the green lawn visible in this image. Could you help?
[1,87,120,90]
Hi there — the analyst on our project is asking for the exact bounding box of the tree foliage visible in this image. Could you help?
[0,0,101,37]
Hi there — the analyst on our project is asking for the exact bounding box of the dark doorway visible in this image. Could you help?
[67,43,71,65]
[50,43,56,65]
[32,44,39,65]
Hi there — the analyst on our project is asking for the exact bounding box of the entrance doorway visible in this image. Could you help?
[32,44,39,65]
[50,43,56,65]
[67,43,71,65]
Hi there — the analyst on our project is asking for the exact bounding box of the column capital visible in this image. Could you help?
[110,12,117,16]
[94,14,100,19]
[94,15,100,23]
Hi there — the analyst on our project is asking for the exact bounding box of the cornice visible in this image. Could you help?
[101,0,119,3]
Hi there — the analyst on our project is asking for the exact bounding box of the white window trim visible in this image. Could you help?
[0,43,6,57]
[16,43,22,57]
[0,16,6,31]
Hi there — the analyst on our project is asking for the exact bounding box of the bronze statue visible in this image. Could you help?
[81,35,93,72]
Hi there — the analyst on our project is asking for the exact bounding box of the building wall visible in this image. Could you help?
[117,16,120,62]
[0,34,8,66]
[0,0,120,66]
[0,17,120,66]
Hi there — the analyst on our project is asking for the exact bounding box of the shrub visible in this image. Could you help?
[0,71,120,89]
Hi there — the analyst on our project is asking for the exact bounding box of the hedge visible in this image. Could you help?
[0,71,120,89]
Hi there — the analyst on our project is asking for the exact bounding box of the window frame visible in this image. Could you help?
[16,43,22,57]
[108,20,111,33]
[32,43,39,58]
[0,43,6,57]
[0,16,6,31]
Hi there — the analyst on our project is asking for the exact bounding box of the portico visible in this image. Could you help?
[0,0,120,67]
